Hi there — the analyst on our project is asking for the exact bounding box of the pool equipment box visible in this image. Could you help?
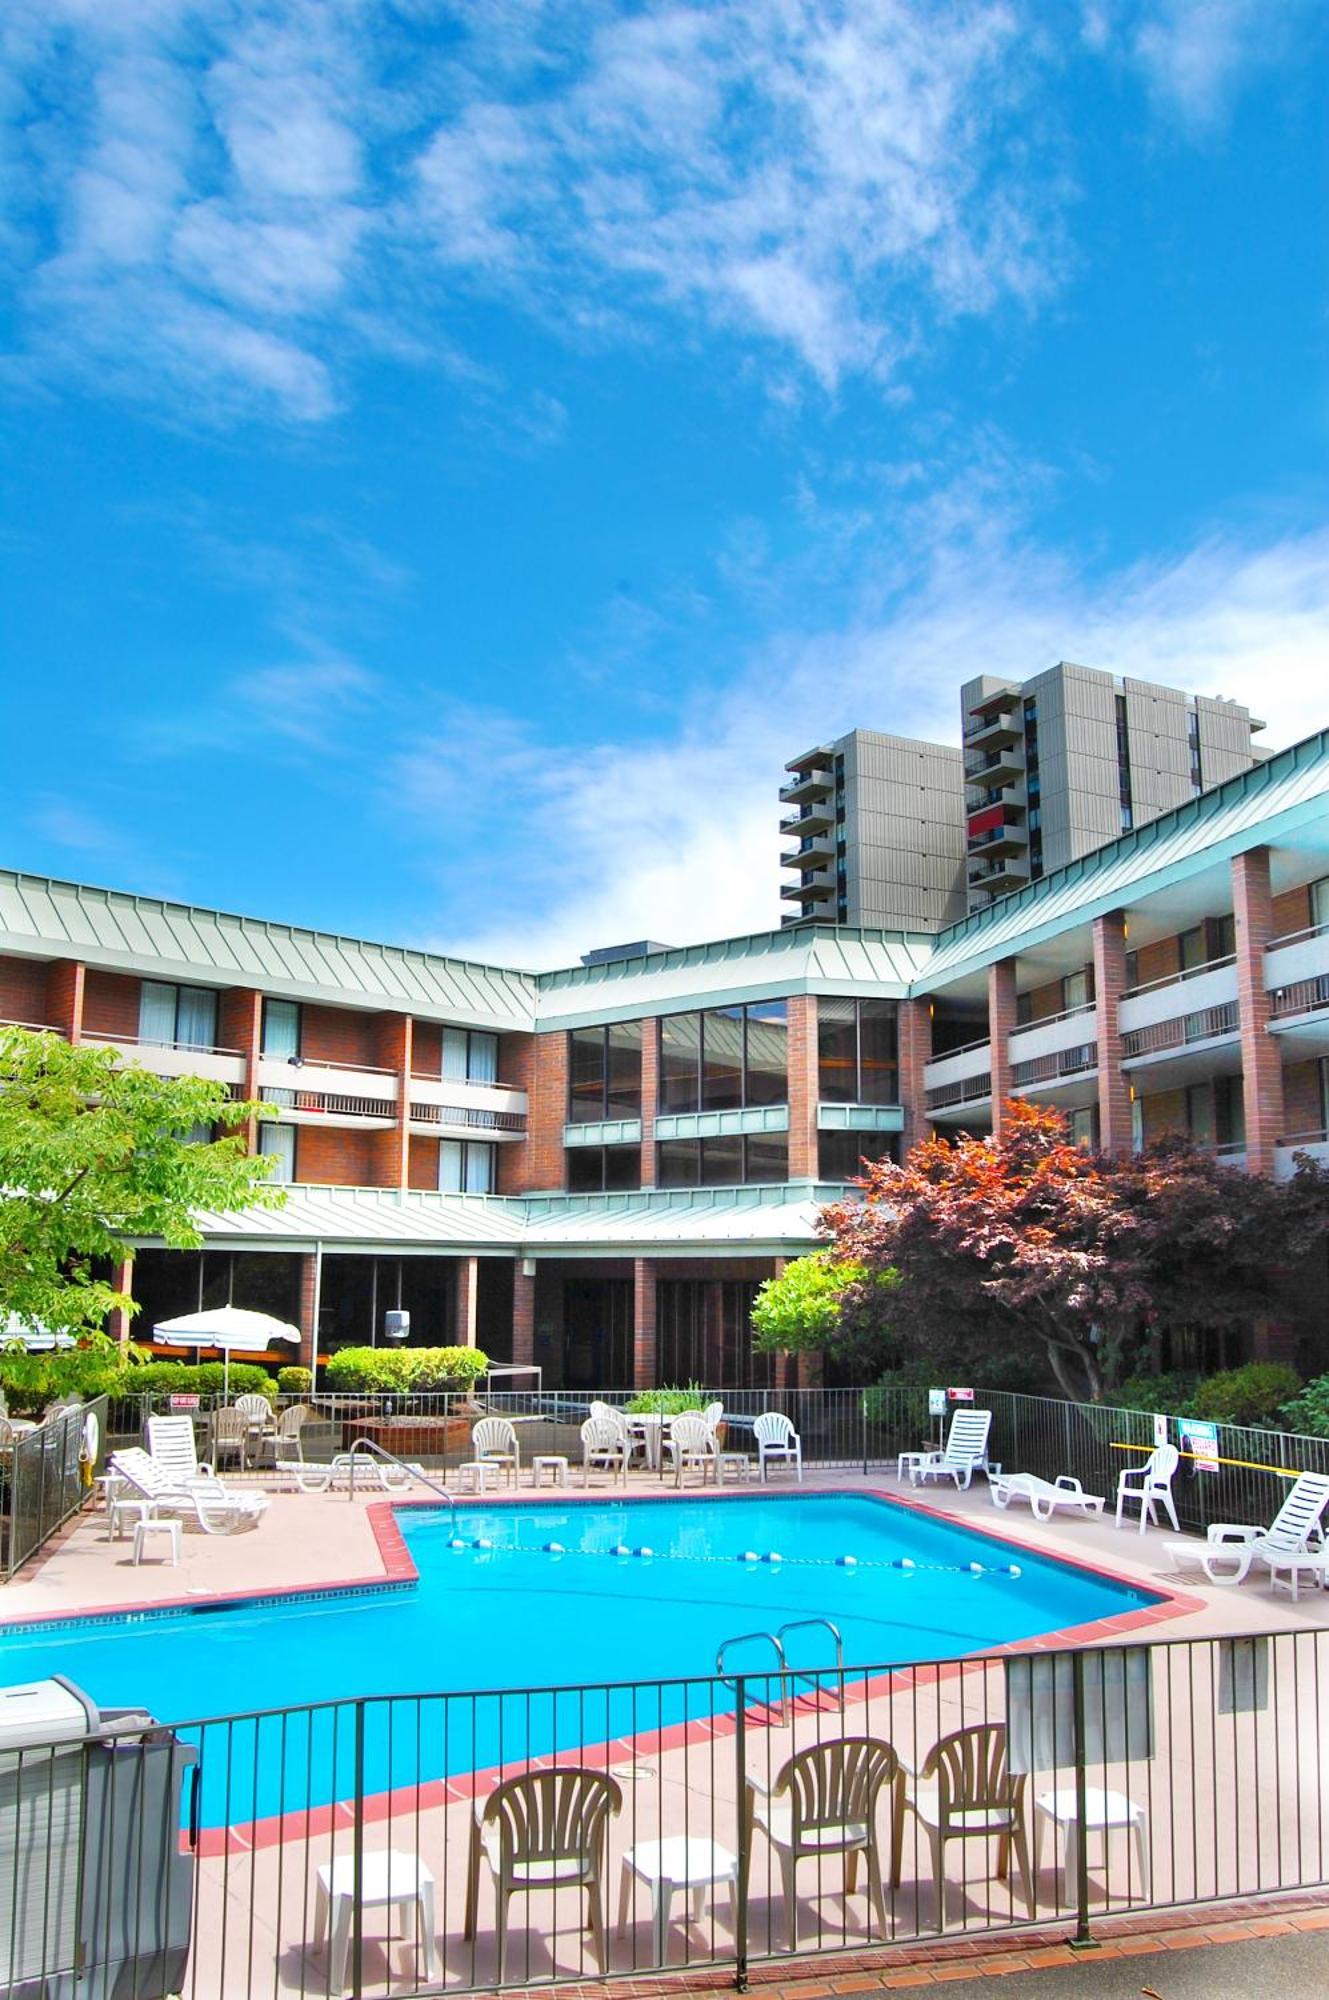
[0,1676,197,1999]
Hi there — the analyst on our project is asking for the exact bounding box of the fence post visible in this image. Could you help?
[351,1700,366,1998]
[1069,1650,1097,1950]
[861,1394,869,1478]
[734,1676,749,1992]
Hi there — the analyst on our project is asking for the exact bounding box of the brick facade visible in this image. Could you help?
[82,968,139,1040]
[499,1030,567,1193]
[1093,910,1132,1153]
[300,1003,377,1068]
[296,1125,374,1185]
[1282,1058,1326,1141]
[408,1136,439,1190]
[512,1266,536,1365]
[786,994,819,1177]
[369,1010,412,1189]
[639,1014,659,1187]
[220,987,263,1149]
[0,953,53,1027]
[1232,846,1284,1175]
[632,1258,657,1387]
[298,1252,318,1369]
[988,958,1017,1138]
[456,1256,479,1347]
[898,997,931,1153]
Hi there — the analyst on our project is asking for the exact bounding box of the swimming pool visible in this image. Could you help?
[0,1491,1159,1830]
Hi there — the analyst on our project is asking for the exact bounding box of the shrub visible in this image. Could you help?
[1280,1373,1329,1438]
[625,1386,708,1416]
[121,1353,276,1400]
[0,1338,129,1414]
[1190,1362,1302,1429]
[322,1346,489,1394]
[276,1366,313,1396]
[1111,1373,1201,1417]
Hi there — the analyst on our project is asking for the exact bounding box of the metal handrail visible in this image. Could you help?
[777,1615,845,1705]
[1122,952,1236,1000]
[716,1630,785,1680]
[342,1436,455,1521]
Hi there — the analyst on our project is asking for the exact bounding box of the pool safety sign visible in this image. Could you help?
[1179,1418,1220,1473]
[928,1390,947,1416]
[947,1386,975,1402]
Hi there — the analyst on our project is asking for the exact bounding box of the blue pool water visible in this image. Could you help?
[0,1493,1155,1829]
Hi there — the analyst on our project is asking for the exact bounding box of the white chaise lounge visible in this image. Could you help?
[990,1471,1105,1521]
[110,1447,270,1535]
[1164,1470,1329,1600]
[907,1410,993,1492]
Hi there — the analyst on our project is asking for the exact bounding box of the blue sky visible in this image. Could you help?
[2,1,1326,967]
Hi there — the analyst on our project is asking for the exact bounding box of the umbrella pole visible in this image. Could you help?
[223,1349,230,1399]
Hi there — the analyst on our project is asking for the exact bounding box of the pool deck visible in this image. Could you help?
[5,1466,1329,1997]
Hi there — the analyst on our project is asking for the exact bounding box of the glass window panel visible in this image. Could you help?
[743,1000,787,1106]
[258,1120,296,1184]
[602,1143,641,1192]
[701,1008,743,1112]
[176,985,218,1050]
[700,1132,743,1184]
[262,999,301,1060]
[858,1000,899,1105]
[464,1142,495,1193]
[743,1133,788,1183]
[1063,970,1090,1012]
[605,1020,642,1119]
[441,1028,470,1080]
[139,981,177,1047]
[566,1146,605,1193]
[658,1015,701,1114]
[438,1140,464,1192]
[657,1139,700,1187]
[1312,878,1329,931]
[568,1026,607,1122]
[468,1032,498,1084]
[817,997,858,1103]
[1179,925,1207,971]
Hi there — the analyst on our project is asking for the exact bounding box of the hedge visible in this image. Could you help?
[323,1346,490,1393]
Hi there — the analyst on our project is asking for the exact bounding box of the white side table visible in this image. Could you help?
[457,1459,500,1494]
[314,1849,437,1992]
[131,1517,182,1567]
[110,1491,155,1542]
[532,1455,569,1488]
[896,1450,931,1482]
[1034,1787,1149,1899]
[616,1836,740,1963]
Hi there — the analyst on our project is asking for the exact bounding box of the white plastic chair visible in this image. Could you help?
[910,1411,992,1492]
[753,1412,803,1483]
[580,1416,627,1486]
[463,1768,622,1979]
[1114,1443,1180,1533]
[1165,1470,1329,1595]
[210,1406,250,1471]
[665,1413,715,1488]
[146,1412,210,1480]
[892,1723,1033,1926]
[745,1736,899,1950]
[471,1415,521,1487]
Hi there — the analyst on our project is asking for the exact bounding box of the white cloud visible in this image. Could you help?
[140,656,379,757]
[400,521,1329,968]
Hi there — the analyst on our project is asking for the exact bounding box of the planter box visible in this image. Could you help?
[341,1416,471,1464]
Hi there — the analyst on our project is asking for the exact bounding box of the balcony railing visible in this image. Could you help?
[1122,952,1235,1000]
[1010,1043,1097,1088]
[924,1070,992,1111]
[1269,975,1329,1020]
[1121,999,1239,1059]
[261,1086,395,1122]
[407,1100,526,1134]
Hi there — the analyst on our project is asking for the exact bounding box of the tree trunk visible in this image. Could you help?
[1045,1337,1101,1403]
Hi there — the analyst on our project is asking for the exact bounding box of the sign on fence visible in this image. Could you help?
[1180,1418,1220,1472]
[169,1394,201,1412]
[947,1386,975,1402]
[1153,1412,1169,1449]
[928,1389,947,1416]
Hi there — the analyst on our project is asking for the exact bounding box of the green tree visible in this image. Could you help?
[751,1250,898,1374]
[0,1026,285,1340]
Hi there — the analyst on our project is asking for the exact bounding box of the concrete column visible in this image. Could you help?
[632,1258,657,1388]
[298,1253,318,1372]
[786,994,819,1177]
[1233,846,1284,1175]
[638,1015,658,1187]
[46,960,85,1044]
[898,997,933,1154]
[108,1256,134,1349]
[988,958,1018,1140]
[1092,911,1132,1154]
[512,1264,536,1366]
[456,1255,480,1348]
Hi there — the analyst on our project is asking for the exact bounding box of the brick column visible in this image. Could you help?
[988,958,1017,1140]
[456,1255,480,1348]
[1092,911,1132,1154]
[370,1011,412,1189]
[219,988,263,1151]
[639,1016,658,1188]
[46,960,85,1043]
[632,1258,657,1388]
[502,1032,568,1193]
[512,1264,536,1366]
[786,995,819,1177]
[298,1252,318,1371]
[107,1255,134,1348]
[796,1350,823,1388]
[898,997,932,1153]
[1233,846,1284,1175]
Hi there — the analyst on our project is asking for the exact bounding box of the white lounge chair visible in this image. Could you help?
[110,1447,269,1535]
[470,1416,521,1487]
[1164,1471,1329,1599]
[990,1472,1104,1521]
[1115,1443,1180,1533]
[146,1412,211,1480]
[909,1410,992,1491]
[753,1411,803,1482]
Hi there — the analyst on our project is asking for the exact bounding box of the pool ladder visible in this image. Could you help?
[341,1437,456,1524]
[716,1618,845,1723]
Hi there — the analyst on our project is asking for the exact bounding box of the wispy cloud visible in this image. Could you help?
[139,656,379,758]
[1084,0,1319,131]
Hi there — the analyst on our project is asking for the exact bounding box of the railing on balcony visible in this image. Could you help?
[1010,1043,1096,1088]
[407,1100,526,1133]
[1269,975,1329,1020]
[83,1027,245,1059]
[1121,999,1239,1059]
[1122,952,1236,1000]
[261,1087,395,1121]
[924,1070,993,1111]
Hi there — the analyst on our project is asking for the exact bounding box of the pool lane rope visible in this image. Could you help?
[446,1537,1020,1578]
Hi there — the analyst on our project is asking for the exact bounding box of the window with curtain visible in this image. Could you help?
[262,998,301,1059]
[442,1027,500,1084]
[258,1121,296,1184]
[439,1139,496,1192]
[139,981,218,1050]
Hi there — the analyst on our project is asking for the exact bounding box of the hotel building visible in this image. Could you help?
[4,724,1329,1388]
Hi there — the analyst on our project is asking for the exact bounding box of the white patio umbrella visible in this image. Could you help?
[1,1313,76,1351]
[152,1306,300,1396]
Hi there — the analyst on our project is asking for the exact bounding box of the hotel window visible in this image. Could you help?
[657,1003,788,1114]
[262,998,301,1059]
[442,1027,498,1085]
[258,1120,297,1185]
[817,998,898,1104]
[1067,1106,1100,1151]
[567,1021,642,1123]
[566,1144,641,1194]
[139,981,219,1051]
[439,1139,496,1193]
[1062,967,1094,1012]
[817,1129,899,1181]
[1312,878,1329,931]
[656,1133,788,1188]
[1178,924,1207,973]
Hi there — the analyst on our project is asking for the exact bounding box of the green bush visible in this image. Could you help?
[276,1366,313,1396]
[1280,1373,1329,1438]
[0,1338,129,1414]
[323,1346,489,1393]
[1110,1373,1201,1417]
[625,1386,708,1416]
[1190,1362,1302,1429]
[122,1353,276,1400]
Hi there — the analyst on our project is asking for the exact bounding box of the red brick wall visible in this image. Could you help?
[1024,973,1066,1022]
[639,1015,659,1187]
[898,997,931,1152]
[1272,884,1310,937]
[500,1031,566,1193]
[513,1267,536,1365]
[300,1004,377,1068]
[45,961,84,1040]
[1093,911,1131,1153]
[786,994,818,1177]
[0,955,52,1027]
[220,988,263,1151]
[1233,846,1283,1174]
[632,1258,657,1388]
[296,1125,374,1185]
[413,1020,443,1076]
[1132,937,1178,987]
[408,1136,440,1189]
[1282,1059,1325,1140]
[82,968,140,1039]
[988,959,1017,1137]
[1140,1087,1187,1141]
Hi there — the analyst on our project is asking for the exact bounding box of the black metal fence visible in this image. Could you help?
[1,1395,107,1579]
[6,1626,1327,1998]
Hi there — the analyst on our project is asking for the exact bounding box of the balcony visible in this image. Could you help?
[923,1039,993,1119]
[1267,922,1329,1053]
[780,805,832,839]
[781,839,835,873]
[1010,1041,1098,1100]
[963,710,1020,751]
[1275,1131,1329,1180]
[1009,1003,1097,1066]
[781,870,836,904]
[407,1073,528,1139]
[1120,999,1240,1064]
[81,1030,247,1087]
[967,822,1028,860]
[778,767,834,806]
[257,1054,397,1128]
[964,745,1025,788]
[968,855,1030,894]
[1119,957,1240,1075]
